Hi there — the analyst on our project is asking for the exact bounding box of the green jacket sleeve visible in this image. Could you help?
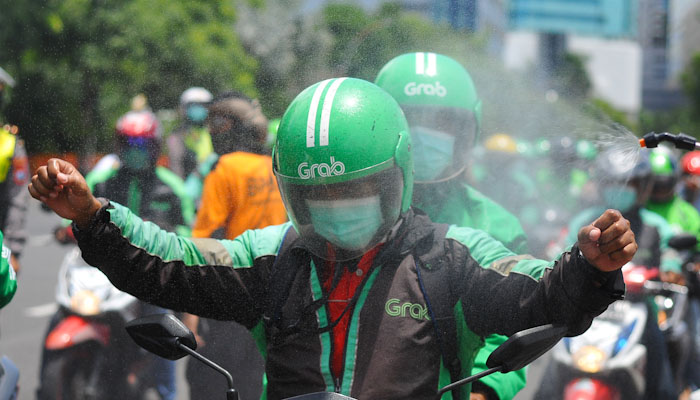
[640,209,683,273]
[73,200,288,326]
[0,231,17,308]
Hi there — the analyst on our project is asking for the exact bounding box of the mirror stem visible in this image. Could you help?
[435,366,502,399]
[177,342,239,400]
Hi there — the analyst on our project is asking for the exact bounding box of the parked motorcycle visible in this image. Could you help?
[125,313,567,400]
[36,246,160,400]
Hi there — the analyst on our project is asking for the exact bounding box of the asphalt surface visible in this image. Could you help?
[2,201,546,400]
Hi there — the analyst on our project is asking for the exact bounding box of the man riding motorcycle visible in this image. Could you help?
[538,147,681,400]
[30,78,633,400]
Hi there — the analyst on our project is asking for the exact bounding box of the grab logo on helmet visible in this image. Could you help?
[298,156,346,179]
[403,81,447,97]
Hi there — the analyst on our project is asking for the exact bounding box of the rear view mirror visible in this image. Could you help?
[486,324,567,372]
[125,313,197,360]
[436,324,567,399]
[668,234,697,251]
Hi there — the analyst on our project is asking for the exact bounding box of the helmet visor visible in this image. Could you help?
[276,167,403,261]
[402,105,476,183]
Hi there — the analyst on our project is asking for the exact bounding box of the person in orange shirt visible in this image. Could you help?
[184,91,287,400]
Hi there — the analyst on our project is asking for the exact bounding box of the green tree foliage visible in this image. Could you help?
[0,0,257,154]
[237,2,488,118]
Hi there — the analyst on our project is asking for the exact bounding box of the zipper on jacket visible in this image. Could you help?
[334,377,341,393]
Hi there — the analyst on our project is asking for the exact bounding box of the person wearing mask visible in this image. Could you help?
[647,146,700,249]
[0,67,28,274]
[538,147,680,400]
[167,86,214,179]
[647,146,700,392]
[183,92,287,400]
[680,151,700,210]
[39,110,192,400]
[31,78,633,400]
[375,53,531,400]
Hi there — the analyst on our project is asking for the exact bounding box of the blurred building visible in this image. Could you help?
[503,0,700,113]
[639,0,682,110]
[399,0,509,57]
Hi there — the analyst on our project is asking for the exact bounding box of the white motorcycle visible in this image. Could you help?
[36,247,159,400]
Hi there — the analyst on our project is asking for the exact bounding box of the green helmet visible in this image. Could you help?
[649,146,679,203]
[273,78,412,261]
[375,52,482,183]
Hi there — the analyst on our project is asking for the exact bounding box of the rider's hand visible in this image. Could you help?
[661,271,686,286]
[28,158,102,229]
[470,394,487,400]
[578,209,637,272]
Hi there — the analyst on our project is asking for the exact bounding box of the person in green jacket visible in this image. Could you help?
[646,145,700,391]
[647,146,700,253]
[0,230,17,308]
[375,52,529,400]
[30,78,634,400]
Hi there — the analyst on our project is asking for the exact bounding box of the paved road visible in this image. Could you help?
[2,202,548,399]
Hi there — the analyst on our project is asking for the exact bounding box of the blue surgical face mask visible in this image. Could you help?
[307,196,384,251]
[122,147,150,170]
[186,104,208,123]
[602,186,637,212]
[410,126,456,181]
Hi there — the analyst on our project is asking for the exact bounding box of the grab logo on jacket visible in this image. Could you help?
[403,81,447,97]
[385,298,430,321]
[297,156,345,179]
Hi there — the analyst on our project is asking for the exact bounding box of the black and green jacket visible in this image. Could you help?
[86,165,194,236]
[74,201,624,400]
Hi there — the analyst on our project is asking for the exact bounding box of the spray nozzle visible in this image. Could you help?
[639,132,698,151]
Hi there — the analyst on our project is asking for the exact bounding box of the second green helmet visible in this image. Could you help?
[375,52,482,183]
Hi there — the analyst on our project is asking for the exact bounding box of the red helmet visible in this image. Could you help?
[116,110,161,139]
[681,151,700,175]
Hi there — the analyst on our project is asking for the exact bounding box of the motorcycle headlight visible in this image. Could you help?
[70,290,101,316]
[573,345,607,373]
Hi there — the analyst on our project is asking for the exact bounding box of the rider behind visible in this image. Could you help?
[375,52,529,400]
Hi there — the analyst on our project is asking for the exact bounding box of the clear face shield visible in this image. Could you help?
[275,167,404,261]
[401,105,477,183]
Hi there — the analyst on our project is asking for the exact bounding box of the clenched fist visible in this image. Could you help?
[578,209,637,272]
[28,159,102,228]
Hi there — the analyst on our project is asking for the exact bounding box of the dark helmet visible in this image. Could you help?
[207,91,268,155]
